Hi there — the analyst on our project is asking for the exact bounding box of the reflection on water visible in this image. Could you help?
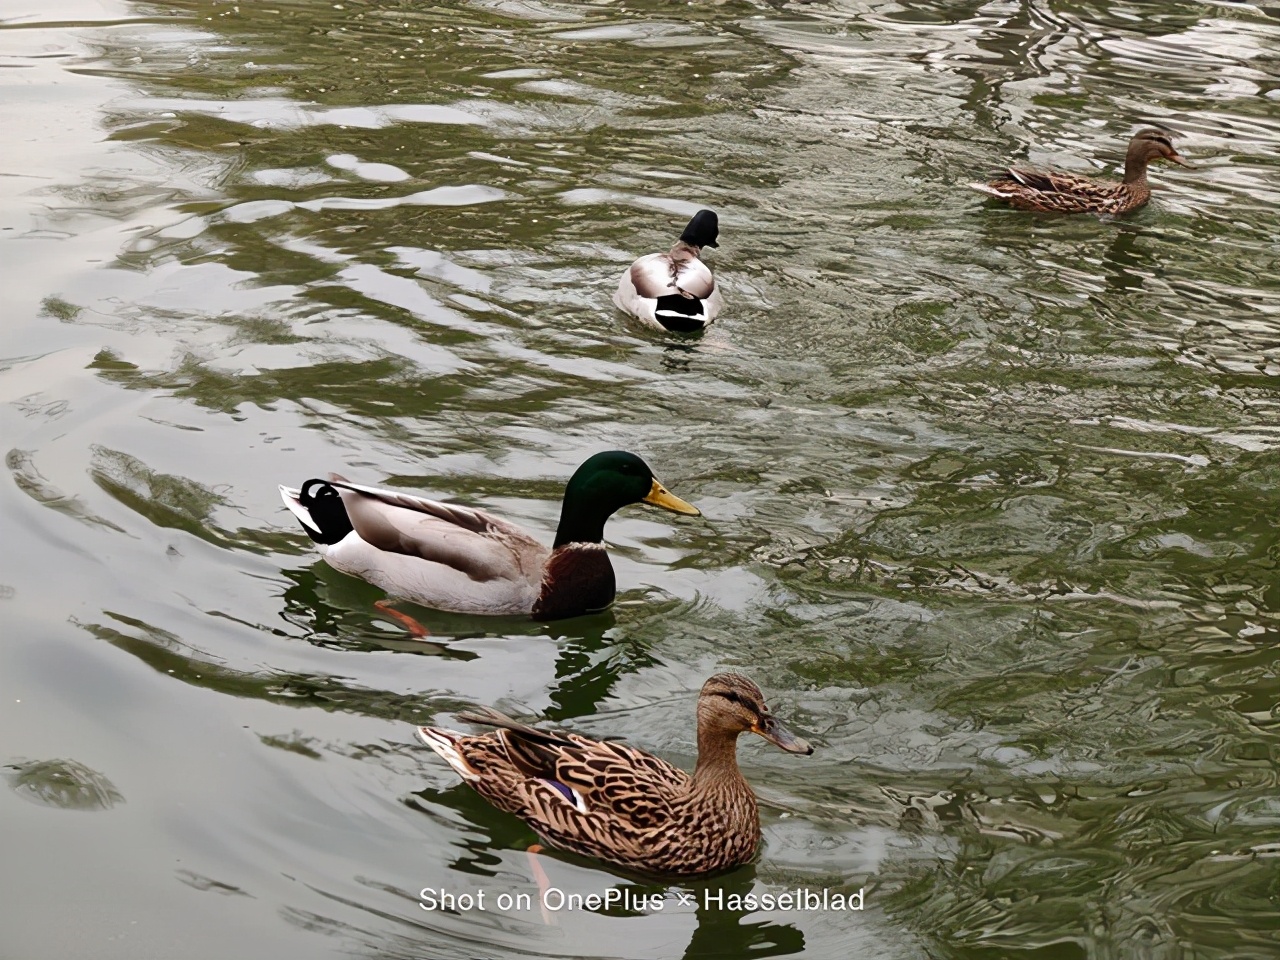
[3,0,1280,957]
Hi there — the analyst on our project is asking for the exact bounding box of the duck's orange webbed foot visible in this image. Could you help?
[373,599,430,638]
[527,844,556,926]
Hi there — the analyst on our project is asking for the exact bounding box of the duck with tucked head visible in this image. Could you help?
[614,209,723,332]
[415,673,813,877]
[279,451,699,621]
[971,128,1195,215]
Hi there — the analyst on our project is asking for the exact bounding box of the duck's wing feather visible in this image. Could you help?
[1005,165,1123,200]
[979,164,1132,214]
[628,252,715,300]
[546,734,689,825]
[455,707,689,828]
[1004,165,1070,192]
[629,253,681,298]
[672,256,715,299]
[700,284,724,324]
[328,477,543,582]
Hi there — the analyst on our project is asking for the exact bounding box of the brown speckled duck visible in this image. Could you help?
[279,451,699,621]
[415,673,813,877]
[971,128,1195,215]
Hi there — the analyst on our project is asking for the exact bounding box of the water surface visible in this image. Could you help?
[3,1,1280,957]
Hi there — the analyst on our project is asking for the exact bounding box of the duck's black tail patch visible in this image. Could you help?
[654,294,707,332]
[298,479,355,545]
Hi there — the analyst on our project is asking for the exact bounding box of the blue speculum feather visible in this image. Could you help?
[541,778,577,805]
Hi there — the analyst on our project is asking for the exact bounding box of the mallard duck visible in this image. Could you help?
[614,209,723,332]
[971,128,1195,215]
[415,673,813,877]
[279,451,699,621]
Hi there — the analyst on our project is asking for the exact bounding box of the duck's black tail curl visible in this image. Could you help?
[654,295,707,332]
[280,479,354,545]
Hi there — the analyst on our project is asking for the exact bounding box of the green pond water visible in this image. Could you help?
[3,0,1280,957]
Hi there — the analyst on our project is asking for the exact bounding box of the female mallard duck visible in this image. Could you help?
[614,209,723,332]
[279,451,699,621]
[971,128,1194,215]
[415,673,813,876]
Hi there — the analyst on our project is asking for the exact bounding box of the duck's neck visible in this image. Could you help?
[552,501,610,548]
[685,720,762,869]
[1122,153,1150,185]
[669,239,702,259]
[691,726,749,798]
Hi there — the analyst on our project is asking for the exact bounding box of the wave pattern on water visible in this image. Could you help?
[2,0,1280,958]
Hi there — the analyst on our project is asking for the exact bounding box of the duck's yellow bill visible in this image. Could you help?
[643,478,701,516]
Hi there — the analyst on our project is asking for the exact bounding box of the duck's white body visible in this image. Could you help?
[277,453,701,621]
[614,244,723,332]
[280,477,547,616]
[613,209,722,332]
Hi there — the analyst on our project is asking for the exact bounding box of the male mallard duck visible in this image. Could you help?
[971,128,1195,215]
[415,673,813,877]
[279,451,699,621]
[614,209,723,332]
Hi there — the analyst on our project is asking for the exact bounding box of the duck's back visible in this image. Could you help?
[468,730,757,874]
[615,251,721,331]
[981,165,1148,215]
[627,250,714,299]
[328,483,548,615]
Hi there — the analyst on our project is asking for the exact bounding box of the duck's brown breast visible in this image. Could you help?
[531,543,616,620]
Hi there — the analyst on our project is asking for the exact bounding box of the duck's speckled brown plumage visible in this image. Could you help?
[415,673,813,877]
[972,129,1195,215]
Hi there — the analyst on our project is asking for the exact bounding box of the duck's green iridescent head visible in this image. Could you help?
[554,450,699,548]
